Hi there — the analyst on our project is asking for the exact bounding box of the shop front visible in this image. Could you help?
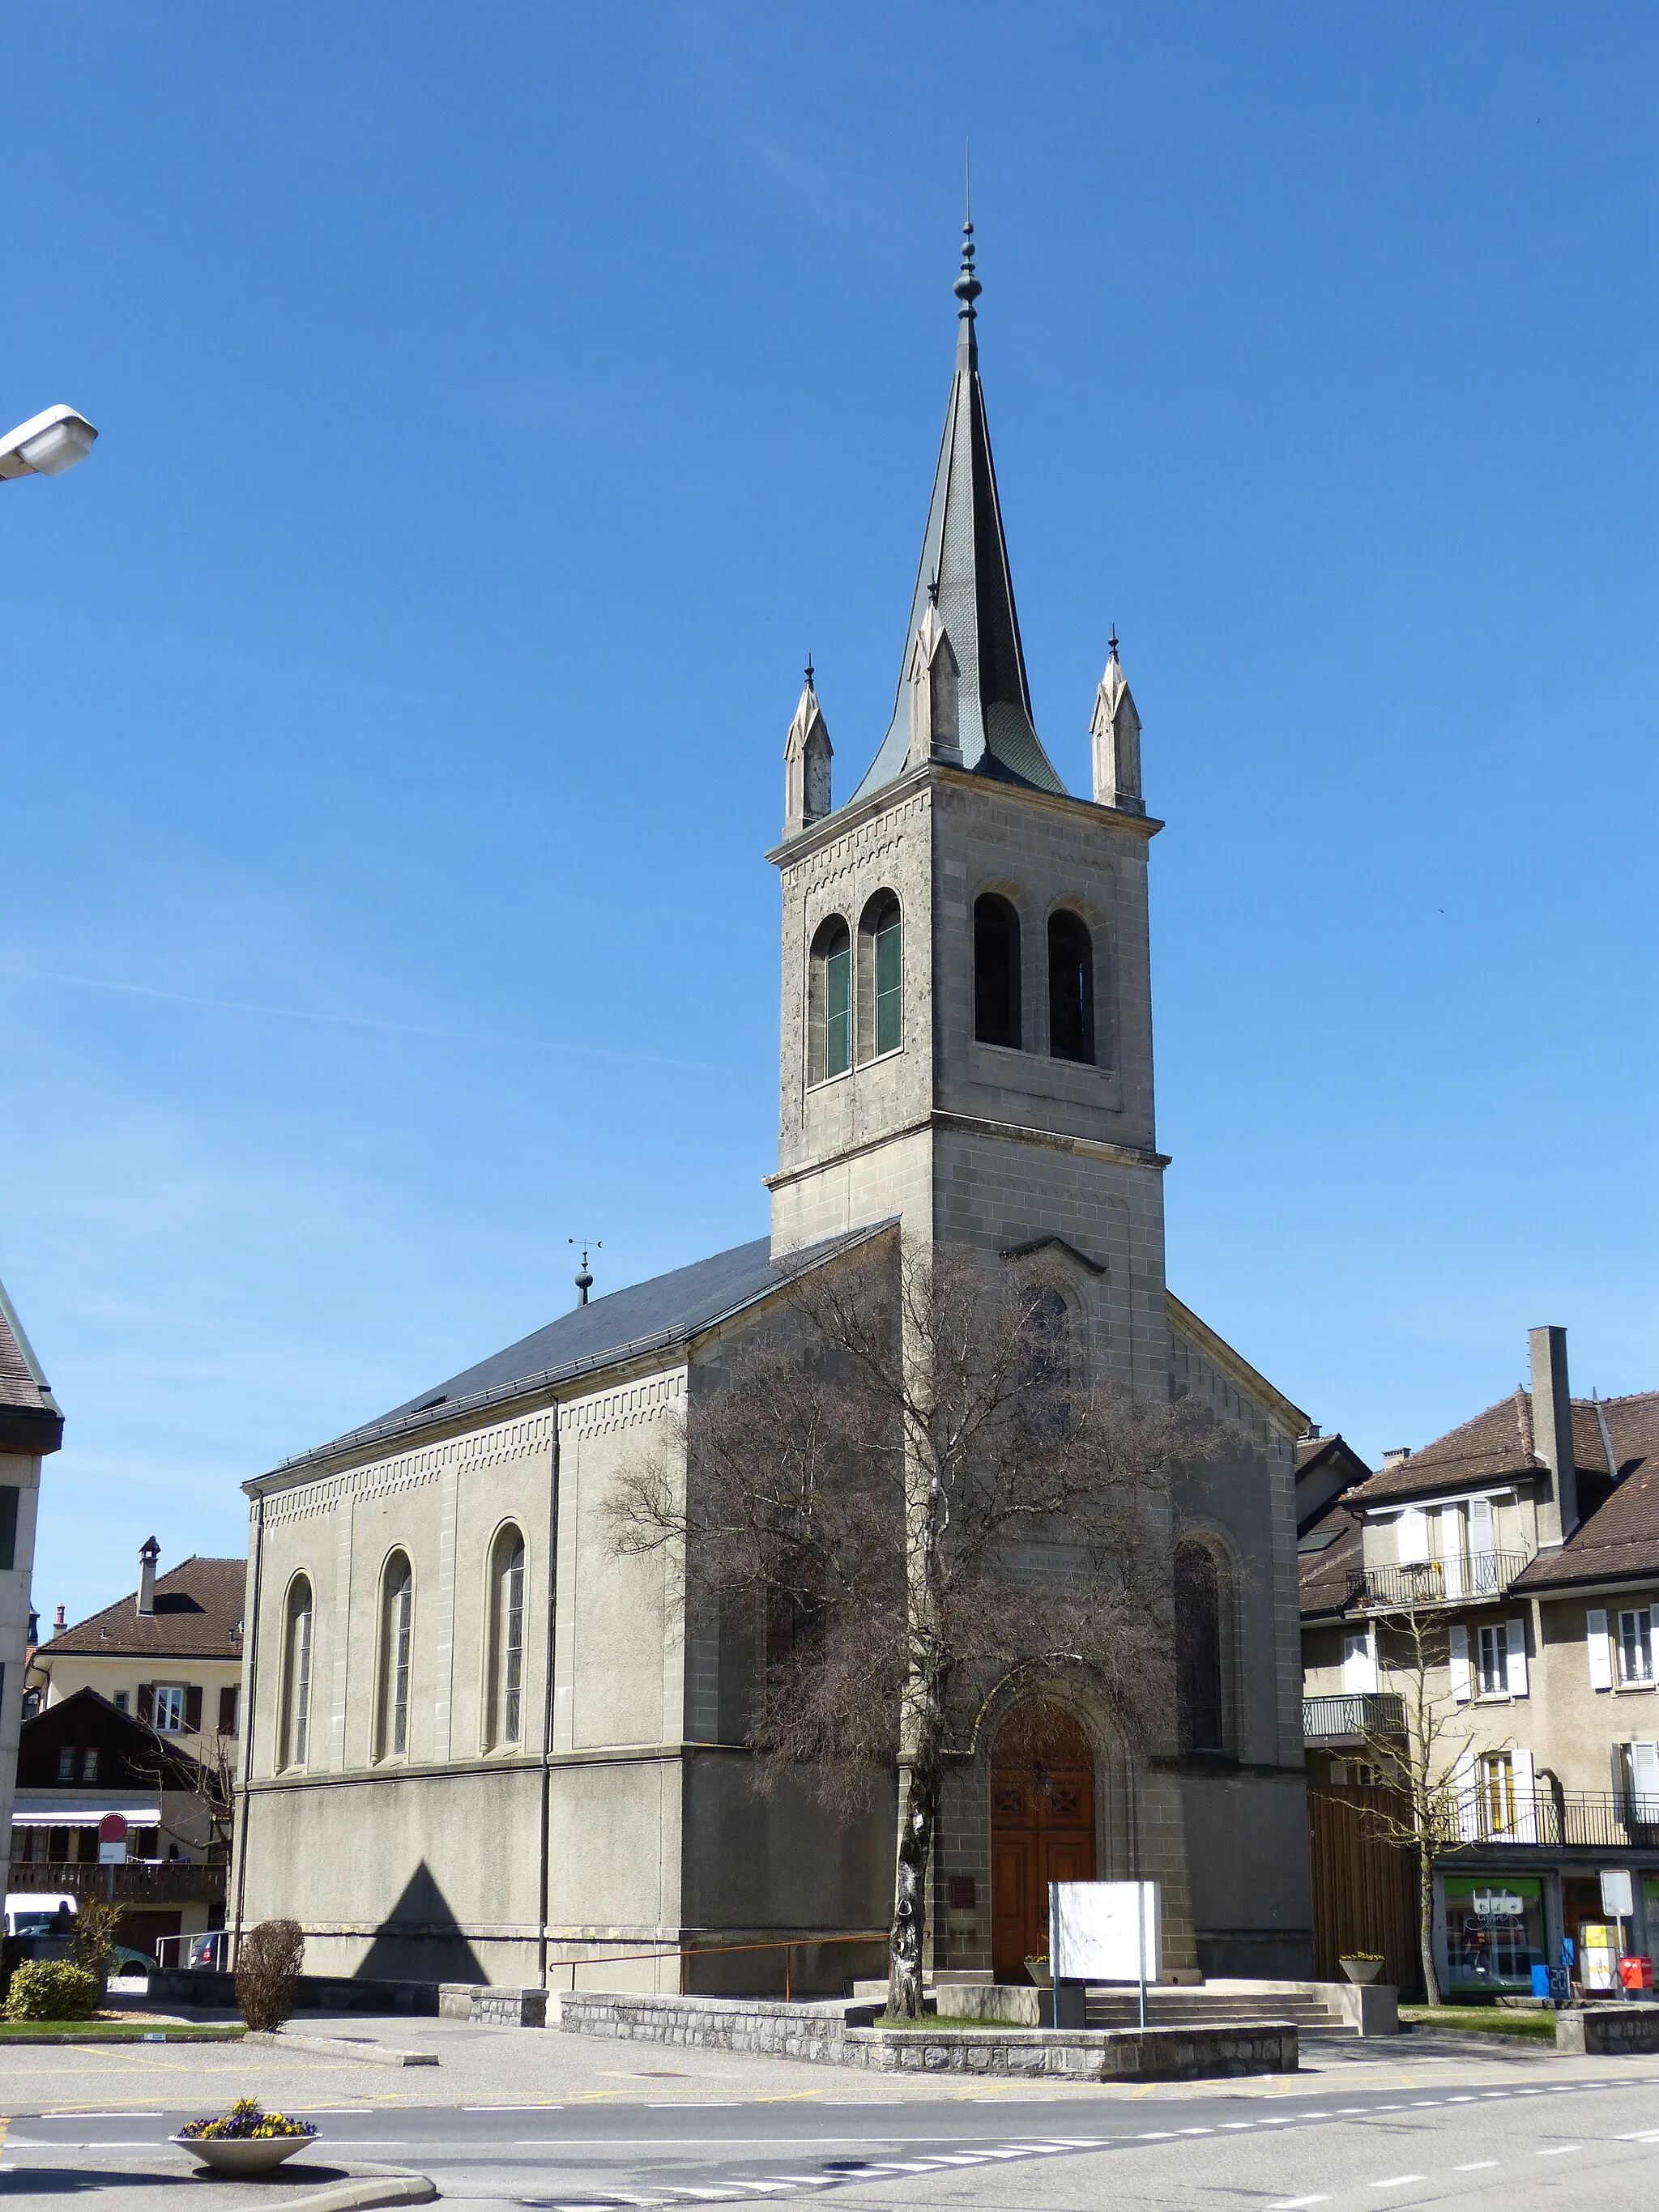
[1442,1874,1545,1996]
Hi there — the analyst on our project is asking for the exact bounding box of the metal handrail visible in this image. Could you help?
[1350,1551,1532,1609]
[1303,1693,1405,1740]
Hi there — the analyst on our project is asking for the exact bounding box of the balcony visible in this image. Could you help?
[1349,1550,1532,1611]
[1452,1791,1659,1852]
[6,1860,226,1907]
[1303,1693,1405,1743]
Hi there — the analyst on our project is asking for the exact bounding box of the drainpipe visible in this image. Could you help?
[538,1413,561,1988]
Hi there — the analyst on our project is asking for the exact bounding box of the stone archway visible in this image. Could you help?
[989,1700,1096,1982]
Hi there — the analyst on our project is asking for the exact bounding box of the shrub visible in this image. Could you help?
[4,1961,100,2022]
[71,1899,122,1986]
[235,1919,305,2032]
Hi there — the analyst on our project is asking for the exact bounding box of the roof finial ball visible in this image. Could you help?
[953,220,981,316]
[569,1238,601,1308]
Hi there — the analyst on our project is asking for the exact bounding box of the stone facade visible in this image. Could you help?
[234,249,1316,1992]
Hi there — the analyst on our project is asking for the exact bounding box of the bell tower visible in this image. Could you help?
[766,226,1171,1400]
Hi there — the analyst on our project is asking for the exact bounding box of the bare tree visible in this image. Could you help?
[1348,1600,1502,2007]
[609,1239,1207,2018]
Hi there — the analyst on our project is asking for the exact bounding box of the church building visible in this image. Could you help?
[234,228,1315,1991]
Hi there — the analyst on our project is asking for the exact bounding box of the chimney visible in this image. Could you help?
[1530,1326,1579,1545]
[137,1536,160,1617]
[1382,1447,1413,1469]
[52,1604,66,1635]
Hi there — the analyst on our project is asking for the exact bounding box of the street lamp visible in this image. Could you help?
[0,403,98,482]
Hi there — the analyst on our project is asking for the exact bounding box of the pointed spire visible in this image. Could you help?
[1090,630,1143,814]
[783,658,833,836]
[851,225,1067,806]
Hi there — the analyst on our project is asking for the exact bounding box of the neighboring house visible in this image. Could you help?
[33,1543,245,1768]
[0,1277,62,1870]
[1301,1324,1659,1997]
[235,241,1316,1993]
[9,1686,228,1960]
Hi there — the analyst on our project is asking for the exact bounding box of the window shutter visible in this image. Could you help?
[218,1686,239,1736]
[183,1686,203,1733]
[1449,1622,1472,1703]
[1510,1747,1537,1841]
[1453,1746,1478,1840]
[1397,1508,1431,1566]
[1505,1618,1529,1697]
[1587,1608,1613,1690]
[1650,1605,1659,1677]
[136,1682,154,1724]
[1632,1742,1659,1822]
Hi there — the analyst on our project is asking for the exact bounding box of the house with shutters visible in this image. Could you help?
[31,1541,245,1757]
[1302,1324,1659,1997]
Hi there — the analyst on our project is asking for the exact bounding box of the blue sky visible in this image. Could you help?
[3,3,1653,1629]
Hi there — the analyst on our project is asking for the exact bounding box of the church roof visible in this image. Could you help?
[258,1222,893,1481]
[850,224,1067,806]
[0,1272,63,1455]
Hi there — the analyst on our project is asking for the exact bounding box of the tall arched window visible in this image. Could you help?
[1175,1541,1224,1753]
[280,1576,313,1771]
[1017,1287,1072,1437]
[808,916,851,1083]
[975,895,1021,1048]
[487,1525,527,1750]
[857,892,902,1061]
[1047,910,1095,1063]
[377,1551,414,1761]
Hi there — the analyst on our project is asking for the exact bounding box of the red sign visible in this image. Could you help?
[98,1813,128,1843]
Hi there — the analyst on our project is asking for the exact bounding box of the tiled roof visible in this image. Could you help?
[1344,1387,1658,1510]
[46,1556,245,1660]
[260,1223,896,1481]
[0,1274,63,1455]
[1344,1394,1537,1503]
[1516,1393,1659,1591]
[1298,1501,1364,1617]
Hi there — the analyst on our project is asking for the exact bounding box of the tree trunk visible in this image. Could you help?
[1417,1848,1441,2006]
[887,1755,939,2020]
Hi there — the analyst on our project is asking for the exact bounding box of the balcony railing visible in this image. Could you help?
[6,1860,226,1906]
[1449,1790,1659,1852]
[1350,1550,1532,1610]
[1303,1693,1406,1741]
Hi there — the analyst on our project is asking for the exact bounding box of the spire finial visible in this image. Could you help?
[804,654,815,693]
[569,1237,601,1308]
[1108,626,1120,663]
[953,144,981,339]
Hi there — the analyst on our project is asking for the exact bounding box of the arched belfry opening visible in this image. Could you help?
[988,1700,1095,1981]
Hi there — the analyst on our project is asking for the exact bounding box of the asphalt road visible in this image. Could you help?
[8,2069,1659,2206]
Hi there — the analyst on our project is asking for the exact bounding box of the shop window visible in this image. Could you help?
[1444,1877,1544,1993]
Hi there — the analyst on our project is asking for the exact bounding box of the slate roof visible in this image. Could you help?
[45,1557,245,1661]
[0,1273,63,1455]
[261,1222,894,1481]
[850,240,1067,806]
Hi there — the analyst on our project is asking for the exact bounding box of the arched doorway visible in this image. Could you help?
[989,1701,1096,1981]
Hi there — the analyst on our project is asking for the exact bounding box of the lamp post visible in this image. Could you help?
[0,404,98,482]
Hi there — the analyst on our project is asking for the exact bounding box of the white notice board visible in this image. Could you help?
[1049,1880,1162,1984]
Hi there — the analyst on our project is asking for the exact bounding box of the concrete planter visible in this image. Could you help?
[172,2134,309,2176]
[1340,1958,1383,1985]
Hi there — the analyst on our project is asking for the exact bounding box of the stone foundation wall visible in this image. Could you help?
[1555,2002,1659,2056]
[439,1983,548,2027]
[559,1991,1296,2079]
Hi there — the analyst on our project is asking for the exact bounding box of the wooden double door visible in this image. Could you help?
[989,1702,1096,1981]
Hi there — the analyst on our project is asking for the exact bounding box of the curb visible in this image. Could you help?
[280,2174,438,2210]
[244,2030,439,2067]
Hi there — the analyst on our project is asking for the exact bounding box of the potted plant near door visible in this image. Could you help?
[1339,1952,1384,1984]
